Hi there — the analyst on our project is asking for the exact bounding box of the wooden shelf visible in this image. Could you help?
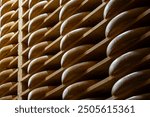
[21,21,29,31]
[44,0,59,12]
[22,0,28,8]
[22,9,29,20]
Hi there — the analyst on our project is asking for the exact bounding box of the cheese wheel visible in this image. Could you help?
[0,45,15,58]
[109,48,150,76]
[1,22,15,35]
[0,57,15,68]
[27,56,51,74]
[61,45,93,67]
[28,41,50,59]
[0,69,14,83]
[63,80,98,99]
[112,69,150,97]
[0,32,14,46]
[60,12,89,35]
[62,61,96,84]
[0,95,16,100]
[107,27,150,57]
[28,14,48,32]
[28,28,48,46]
[59,0,84,21]
[1,11,15,25]
[28,86,56,100]
[104,0,138,19]
[29,0,46,8]
[0,82,16,96]
[28,71,53,88]
[60,0,70,5]
[60,27,90,50]
[29,1,48,20]
[105,7,148,37]
[1,1,13,15]
[127,93,150,100]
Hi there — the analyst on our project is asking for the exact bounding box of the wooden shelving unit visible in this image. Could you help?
[0,0,149,100]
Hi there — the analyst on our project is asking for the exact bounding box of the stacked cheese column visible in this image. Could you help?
[60,0,112,99]
[104,0,150,99]
[27,0,63,100]
[0,0,18,99]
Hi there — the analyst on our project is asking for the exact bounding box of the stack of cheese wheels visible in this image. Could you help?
[60,0,106,99]
[27,0,51,100]
[104,0,150,99]
[0,0,18,99]
[27,0,61,100]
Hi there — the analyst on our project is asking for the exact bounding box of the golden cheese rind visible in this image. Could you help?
[112,69,150,97]
[105,7,148,37]
[63,80,98,99]
[107,27,150,57]
[62,61,96,84]
[109,48,150,76]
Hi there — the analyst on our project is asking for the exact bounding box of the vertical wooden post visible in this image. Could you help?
[18,0,23,100]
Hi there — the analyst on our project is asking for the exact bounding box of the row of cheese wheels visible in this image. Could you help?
[60,0,107,100]
[26,0,105,100]
[59,0,150,100]
[105,0,150,99]
[0,0,18,99]
[26,0,61,100]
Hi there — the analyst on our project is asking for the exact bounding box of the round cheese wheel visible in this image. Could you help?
[0,45,15,58]
[0,95,16,100]
[104,0,135,19]
[28,14,48,32]
[1,22,15,36]
[107,27,150,57]
[60,0,70,5]
[0,82,16,96]
[1,1,13,15]
[59,0,84,21]
[60,27,90,50]
[104,0,150,19]
[27,55,50,74]
[127,93,150,100]
[63,80,98,99]
[60,12,89,36]
[0,69,14,83]
[28,41,50,59]
[109,48,150,76]
[62,61,96,84]
[112,69,150,97]
[0,32,14,46]
[28,0,46,8]
[105,7,148,37]
[1,10,15,25]
[0,57,15,68]
[61,45,93,67]
[28,28,48,46]
[29,1,48,20]
[28,86,56,100]
[28,71,53,88]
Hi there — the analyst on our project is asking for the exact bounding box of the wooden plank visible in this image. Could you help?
[17,0,24,100]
